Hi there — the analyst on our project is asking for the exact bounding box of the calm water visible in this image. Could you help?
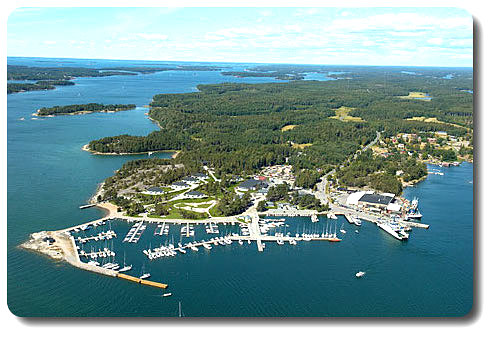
[7,58,473,317]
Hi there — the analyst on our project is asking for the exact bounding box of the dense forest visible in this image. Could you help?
[37,103,136,116]
[87,65,472,212]
[88,68,471,181]
[333,150,427,195]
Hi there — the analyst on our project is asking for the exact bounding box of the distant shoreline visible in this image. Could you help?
[81,143,179,158]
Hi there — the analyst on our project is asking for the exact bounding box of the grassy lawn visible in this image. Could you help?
[209,203,225,217]
[173,197,213,205]
[281,124,298,132]
[330,106,364,122]
[149,206,207,220]
[399,92,431,100]
[194,202,214,209]
[291,142,313,149]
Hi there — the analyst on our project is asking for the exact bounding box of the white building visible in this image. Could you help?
[183,191,207,199]
[171,181,189,190]
[142,187,164,195]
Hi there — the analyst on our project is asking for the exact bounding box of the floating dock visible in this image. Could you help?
[117,273,168,289]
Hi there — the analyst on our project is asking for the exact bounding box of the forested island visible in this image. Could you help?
[35,103,136,116]
[7,80,75,94]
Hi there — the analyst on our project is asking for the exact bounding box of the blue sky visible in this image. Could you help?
[7,7,473,66]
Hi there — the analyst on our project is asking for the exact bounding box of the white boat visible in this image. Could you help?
[190,245,199,251]
[356,271,366,278]
[118,253,132,272]
[162,293,172,297]
[139,263,151,279]
[238,239,243,245]
[178,248,186,254]
[276,239,284,245]
[353,216,362,226]
[203,243,212,250]
[406,197,423,220]
[376,220,409,240]
[340,229,347,234]
[119,265,132,272]
[311,214,319,223]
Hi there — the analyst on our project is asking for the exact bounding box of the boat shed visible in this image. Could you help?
[358,193,395,207]
[346,191,365,205]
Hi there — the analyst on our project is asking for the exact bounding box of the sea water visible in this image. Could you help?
[7,58,473,316]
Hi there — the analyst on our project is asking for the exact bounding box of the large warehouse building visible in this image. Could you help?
[346,191,401,212]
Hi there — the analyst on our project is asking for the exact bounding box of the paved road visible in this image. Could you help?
[315,130,381,205]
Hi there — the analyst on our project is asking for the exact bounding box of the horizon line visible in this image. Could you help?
[7,55,473,69]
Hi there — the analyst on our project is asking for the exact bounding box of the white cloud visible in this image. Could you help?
[260,10,272,17]
[284,24,302,33]
[136,33,168,41]
[294,8,319,17]
[327,13,471,34]
[449,39,472,47]
[427,38,444,45]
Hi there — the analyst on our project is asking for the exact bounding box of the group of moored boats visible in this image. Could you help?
[123,221,146,243]
[345,214,362,226]
[180,225,195,237]
[67,218,114,235]
[143,237,234,260]
[76,230,116,244]
[205,223,219,234]
[405,197,423,221]
[79,247,115,259]
[375,219,410,240]
[154,222,169,236]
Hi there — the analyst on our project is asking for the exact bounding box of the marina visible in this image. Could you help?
[23,191,435,297]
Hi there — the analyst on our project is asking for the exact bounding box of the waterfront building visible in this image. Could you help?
[346,191,395,210]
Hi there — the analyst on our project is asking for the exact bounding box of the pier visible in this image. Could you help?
[79,203,96,209]
[76,230,116,243]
